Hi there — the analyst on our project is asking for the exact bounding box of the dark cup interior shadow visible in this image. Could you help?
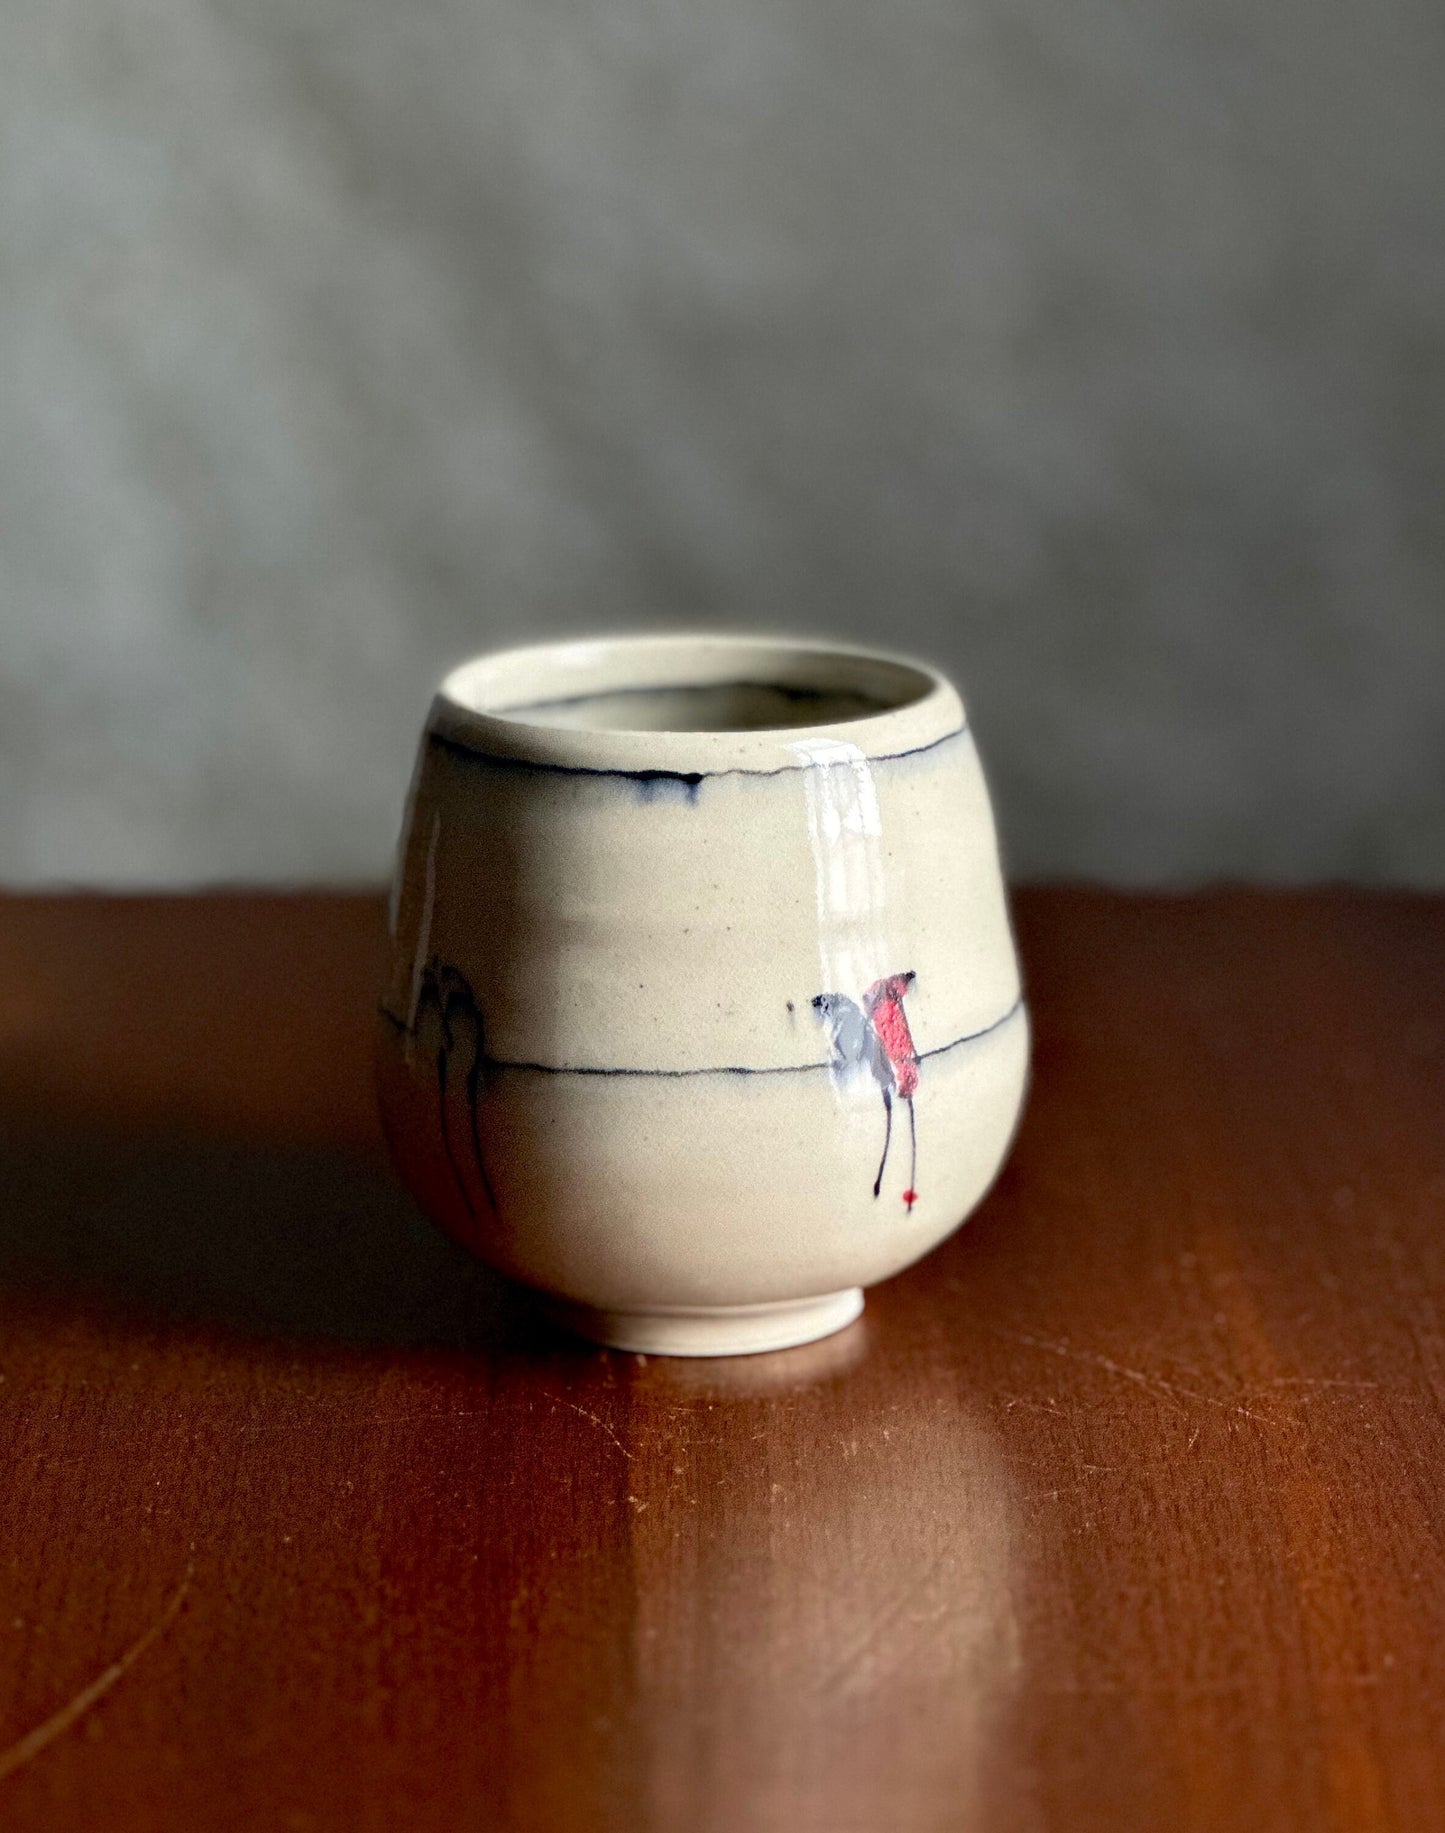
[0,1126,555,1355]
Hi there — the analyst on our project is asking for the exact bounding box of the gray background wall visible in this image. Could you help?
[3,0,1442,885]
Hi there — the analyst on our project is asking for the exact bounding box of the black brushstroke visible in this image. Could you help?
[403,961,498,1217]
[434,1041,471,1217]
[464,1043,497,1212]
[425,721,968,791]
[378,994,1024,1081]
[874,1088,893,1198]
[631,768,705,802]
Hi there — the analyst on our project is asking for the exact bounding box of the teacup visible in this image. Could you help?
[377,634,1028,1355]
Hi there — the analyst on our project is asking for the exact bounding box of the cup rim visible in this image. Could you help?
[428,633,965,778]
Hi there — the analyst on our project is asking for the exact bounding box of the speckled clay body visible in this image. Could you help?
[377,635,1028,1356]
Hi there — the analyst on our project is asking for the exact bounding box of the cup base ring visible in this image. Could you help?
[538,1288,865,1358]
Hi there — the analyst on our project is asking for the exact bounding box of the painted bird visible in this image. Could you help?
[812,970,920,1207]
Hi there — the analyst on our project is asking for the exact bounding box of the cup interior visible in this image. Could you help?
[443,636,938,737]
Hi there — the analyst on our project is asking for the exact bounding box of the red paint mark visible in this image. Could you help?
[903,1188,918,1209]
[865,974,920,1097]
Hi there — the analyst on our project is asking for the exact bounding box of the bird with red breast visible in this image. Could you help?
[811,969,921,1208]
[865,971,920,1206]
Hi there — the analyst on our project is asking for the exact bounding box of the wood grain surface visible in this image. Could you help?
[0,889,1442,1832]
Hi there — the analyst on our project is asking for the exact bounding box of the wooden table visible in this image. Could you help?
[0,890,1441,1831]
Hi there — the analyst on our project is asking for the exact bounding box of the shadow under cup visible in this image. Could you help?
[377,635,1028,1356]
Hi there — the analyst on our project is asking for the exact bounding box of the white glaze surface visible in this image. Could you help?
[377,635,1028,1353]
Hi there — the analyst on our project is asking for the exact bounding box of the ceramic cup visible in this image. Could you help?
[376,634,1028,1356]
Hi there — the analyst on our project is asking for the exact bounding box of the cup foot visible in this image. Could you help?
[539,1288,865,1358]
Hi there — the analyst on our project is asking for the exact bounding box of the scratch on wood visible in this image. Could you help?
[989,1326,1280,1424]
[998,1393,1063,1415]
[545,1396,632,1461]
[0,1569,191,1785]
[817,1550,951,1697]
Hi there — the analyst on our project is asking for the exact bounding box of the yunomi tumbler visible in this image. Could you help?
[377,635,1028,1355]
